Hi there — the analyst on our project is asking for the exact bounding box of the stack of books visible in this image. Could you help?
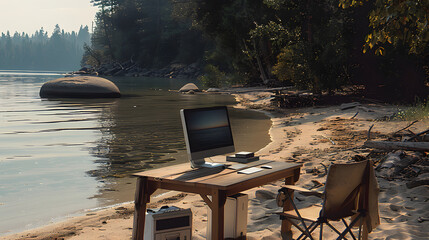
[226,151,259,163]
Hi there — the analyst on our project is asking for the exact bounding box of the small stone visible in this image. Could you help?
[389,204,403,212]
[206,88,221,92]
[179,83,199,92]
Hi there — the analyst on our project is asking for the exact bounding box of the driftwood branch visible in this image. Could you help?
[364,141,429,151]
[367,124,374,140]
[351,111,359,119]
[320,163,328,177]
[114,61,124,70]
[322,135,335,145]
[406,129,429,142]
[393,120,419,135]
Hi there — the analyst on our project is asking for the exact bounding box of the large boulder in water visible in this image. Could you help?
[179,83,200,92]
[40,76,121,98]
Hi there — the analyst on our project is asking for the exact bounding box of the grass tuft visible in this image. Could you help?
[394,99,429,121]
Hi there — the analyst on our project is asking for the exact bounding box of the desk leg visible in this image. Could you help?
[132,177,157,240]
[281,176,295,239]
[211,190,227,240]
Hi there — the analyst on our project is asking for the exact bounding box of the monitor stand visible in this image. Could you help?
[190,158,225,169]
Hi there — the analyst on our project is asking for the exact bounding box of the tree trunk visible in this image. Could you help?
[252,39,268,84]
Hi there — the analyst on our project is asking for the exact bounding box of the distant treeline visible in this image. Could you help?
[0,25,90,71]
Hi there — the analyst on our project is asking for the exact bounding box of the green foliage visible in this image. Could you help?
[90,0,206,68]
[81,43,106,67]
[267,0,352,92]
[173,0,355,90]
[273,43,311,89]
[339,0,429,55]
[263,0,286,10]
[393,99,429,121]
[190,0,279,84]
[249,21,289,50]
[199,64,247,88]
[199,65,225,88]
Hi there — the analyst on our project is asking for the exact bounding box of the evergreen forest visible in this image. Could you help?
[0,25,90,71]
[85,0,428,100]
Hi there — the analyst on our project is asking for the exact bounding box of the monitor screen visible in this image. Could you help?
[180,106,235,165]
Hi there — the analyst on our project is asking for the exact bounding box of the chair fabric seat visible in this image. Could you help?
[280,205,322,222]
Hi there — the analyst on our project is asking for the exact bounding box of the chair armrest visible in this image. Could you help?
[279,185,323,198]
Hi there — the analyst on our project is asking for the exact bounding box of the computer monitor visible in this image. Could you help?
[180,106,235,168]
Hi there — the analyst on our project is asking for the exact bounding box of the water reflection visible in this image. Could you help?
[86,90,241,180]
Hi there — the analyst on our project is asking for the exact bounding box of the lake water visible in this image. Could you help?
[0,71,271,235]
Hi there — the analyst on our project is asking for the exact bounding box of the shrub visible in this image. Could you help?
[394,98,429,121]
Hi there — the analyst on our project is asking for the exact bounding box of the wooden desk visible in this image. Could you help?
[132,160,301,240]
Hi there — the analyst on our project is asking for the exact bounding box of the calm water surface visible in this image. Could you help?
[0,71,271,235]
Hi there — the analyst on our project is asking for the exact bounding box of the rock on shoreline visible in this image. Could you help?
[179,83,200,93]
[39,76,121,98]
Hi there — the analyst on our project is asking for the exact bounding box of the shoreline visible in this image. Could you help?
[2,90,428,240]
[0,90,273,240]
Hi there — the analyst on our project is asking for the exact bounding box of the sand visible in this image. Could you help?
[2,90,428,240]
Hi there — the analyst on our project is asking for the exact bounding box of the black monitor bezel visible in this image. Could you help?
[180,106,235,167]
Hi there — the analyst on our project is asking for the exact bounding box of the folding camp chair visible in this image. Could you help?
[277,160,380,240]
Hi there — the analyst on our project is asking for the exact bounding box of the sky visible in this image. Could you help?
[0,0,98,35]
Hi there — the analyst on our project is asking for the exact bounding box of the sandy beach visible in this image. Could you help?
[2,90,428,240]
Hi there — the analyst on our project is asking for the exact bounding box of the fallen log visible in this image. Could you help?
[406,179,429,189]
[340,102,361,110]
[376,151,403,178]
[364,141,429,151]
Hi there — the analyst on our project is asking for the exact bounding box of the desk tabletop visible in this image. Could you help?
[133,160,301,192]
